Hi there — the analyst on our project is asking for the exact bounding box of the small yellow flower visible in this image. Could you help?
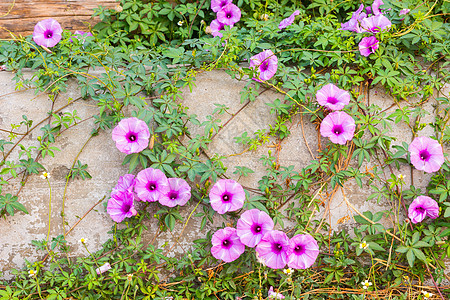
[178,20,184,26]
[40,172,50,179]
[361,279,372,289]
[283,268,294,275]
[127,274,133,281]
[397,174,405,180]
[28,270,36,277]
[422,290,433,299]
[80,238,86,244]
[359,241,369,250]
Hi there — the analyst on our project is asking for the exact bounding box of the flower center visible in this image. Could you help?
[272,242,284,254]
[218,24,224,31]
[222,239,232,249]
[419,149,430,161]
[327,97,338,104]
[226,12,232,19]
[122,203,131,212]
[44,30,53,39]
[147,182,157,191]
[222,193,231,202]
[332,125,344,135]
[220,1,227,7]
[168,191,178,200]
[126,132,137,142]
[294,244,305,255]
[371,26,380,32]
[251,224,262,234]
[260,61,269,71]
[415,206,425,213]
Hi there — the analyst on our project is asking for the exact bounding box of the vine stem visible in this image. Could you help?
[425,262,445,300]
[62,134,95,236]
[45,176,52,243]
[163,198,202,256]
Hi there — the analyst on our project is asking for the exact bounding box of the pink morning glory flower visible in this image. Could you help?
[209,179,245,214]
[316,83,351,111]
[107,190,137,223]
[359,36,379,57]
[340,4,366,32]
[211,0,232,13]
[268,286,285,299]
[112,174,136,194]
[211,227,245,262]
[112,117,150,154]
[320,111,356,145]
[278,10,300,30]
[210,19,227,38]
[159,178,191,207]
[255,230,290,269]
[287,234,319,269]
[250,50,278,81]
[33,18,63,48]
[408,196,439,224]
[360,14,391,33]
[408,137,444,173]
[399,9,410,16]
[134,168,170,202]
[236,209,274,247]
[371,0,384,15]
[217,4,241,26]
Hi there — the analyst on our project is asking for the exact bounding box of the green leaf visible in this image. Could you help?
[412,248,427,264]
[396,246,409,253]
[406,249,415,267]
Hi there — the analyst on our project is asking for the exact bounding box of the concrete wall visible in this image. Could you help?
[0,69,448,281]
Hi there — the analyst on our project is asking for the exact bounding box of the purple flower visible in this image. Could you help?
[371,0,384,15]
[217,4,241,26]
[134,168,170,202]
[211,0,232,13]
[268,286,285,299]
[209,179,245,214]
[107,190,137,223]
[278,10,300,30]
[236,209,274,247]
[112,117,150,154]
[159,178,191,207]
[255,230,290,269]
[408,196,439,224]
[112,174,136,194]
[399,9,410,16]
[408,137,444,173]
[340,4,367,32]
[210,19,227,37]
[320,111,355,145]
[287,234,319,269]
[359,36,379,57]
[33,19,63,48]
[316,83,351,111]
[360,14,392,33]
[211,227,245,262]
[249,50,278,81]
[69,30,93,43]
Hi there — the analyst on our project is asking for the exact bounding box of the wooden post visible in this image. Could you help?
[0,0,118,38]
